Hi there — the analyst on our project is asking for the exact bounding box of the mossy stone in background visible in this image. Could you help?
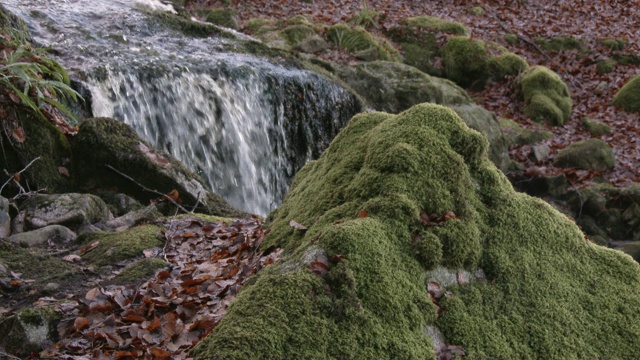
[612,74,640,113]
[205,8,239,30]
[442,36,491,89]
[596,59,614,74]
[554,139,615,172]
[581,118,611,136]
[519,66,572,125]
[489,52,529,80]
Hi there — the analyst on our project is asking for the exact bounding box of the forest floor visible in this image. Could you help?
[186,0,640,188]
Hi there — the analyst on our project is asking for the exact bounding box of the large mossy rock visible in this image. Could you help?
[442,36,491,89]
[192,103,640,359]
[554,139,615,172]
[612,74,640,113]
[71,118,241,217]
[0,306,61,357]
[336,61,512,172]
[205,8,239,30]
[1,111,74,198]
[520,66,572,125]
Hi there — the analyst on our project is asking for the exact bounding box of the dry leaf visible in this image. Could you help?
[11,127,26,143]
[289,220,308,231]
[63,254,81,263]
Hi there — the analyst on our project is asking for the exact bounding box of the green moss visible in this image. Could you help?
[326,24,401,61]
[442,36,491,89]
[243,18,276,34]
[581,118,611,136]
[520,66,572,125]
[0,240,73,283]
[281,24,317,47]
[613,54,640,65]
[0,306,61,357]
[467,6,484,15]
[504,33,518,45]
[601,38,626,51]
[612,74,640,113]
[596,59,614,74]
[150,11,235,39]
[403,16,469,35]
[536,36,582,51]
[498,117,552,146]
[489,52,529,80]
[287,15,313,26]
[79,225,164,267]
[117,258,168,282]
[205,8,239,30]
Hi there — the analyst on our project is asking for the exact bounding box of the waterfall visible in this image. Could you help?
[4,0,361,215]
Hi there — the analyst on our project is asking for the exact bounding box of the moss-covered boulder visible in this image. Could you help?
[0,306,61,357]
[336,61,468,114]
[596,59,614,74]
[335,61,512,172]
[612,74,640,113]
[498,117,553,146]
[326,24,401,62]
[581,118,611,136]
[15,193,111,232]
[192,103,640,359]
[205,8,239,30]
[1,111,74,198]
[442,36,491,89]
[488,52,529,80]
[71,118,241,217]
[554,139,615,172]
[519,66,572,125]
[281,24,327,53]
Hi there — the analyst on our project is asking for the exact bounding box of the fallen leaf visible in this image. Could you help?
[358,209,368,218]
[63,254,81,263]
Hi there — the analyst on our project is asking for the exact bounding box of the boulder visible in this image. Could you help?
[336,61,468,114]
[612,74,640,113]
[8,225,76,247]
[554,139,615,172]
[581,118,611,136]
[0,306,61,358]
[0,196,9,238]
[519,66,572,125]
[336,61,513,172]
[192,103,640,359]
[71,118,242,217]
[13,193,111,233]
[442,36,491,89]
[281,24,327,53]
[488,52,529,80]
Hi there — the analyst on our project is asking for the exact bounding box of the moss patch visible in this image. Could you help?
[612,74,640,113]
[0,240,73,284]
[402,16,468,35]
[581,118,611,136]
[536,36,582,51]
[601,38,626,51]
[205,8,239,30]
[79,225,164,267]
[596,59,614,74]
[442,36,491,89]
[520,66,572,125]
[193,103,640,359]
[554,139,615,172]
[498,117,553,146]
[326,24,401,61]
[489,52,529,80]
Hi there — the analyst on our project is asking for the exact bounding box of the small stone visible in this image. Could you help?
[42,283,60,294]
[530,143,551,163]
[8,225,76,247]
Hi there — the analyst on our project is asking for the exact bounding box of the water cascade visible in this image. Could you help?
[4,0,361,215]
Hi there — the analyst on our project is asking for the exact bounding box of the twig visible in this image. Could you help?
[0,350,21,360]
[105,164,191,214]
[190,192,202,213]
[0,156,41,194]
[162,206,180,264]
[37,245,80,259]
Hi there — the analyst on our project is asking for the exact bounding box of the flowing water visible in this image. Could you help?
[4,0,360,215]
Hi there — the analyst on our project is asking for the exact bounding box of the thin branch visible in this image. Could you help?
[190,192,202,213]
[105,164,191,214]
[0,156,40,194]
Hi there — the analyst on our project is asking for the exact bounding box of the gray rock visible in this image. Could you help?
[0,306,61,358]
[0,196,10,238]
[530,143,551,163]
[16,193,112,232]
[72,118,242,217]
[9,225,76,247]
[102,204,161,231]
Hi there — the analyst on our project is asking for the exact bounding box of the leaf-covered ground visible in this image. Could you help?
[187,0,640,188]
